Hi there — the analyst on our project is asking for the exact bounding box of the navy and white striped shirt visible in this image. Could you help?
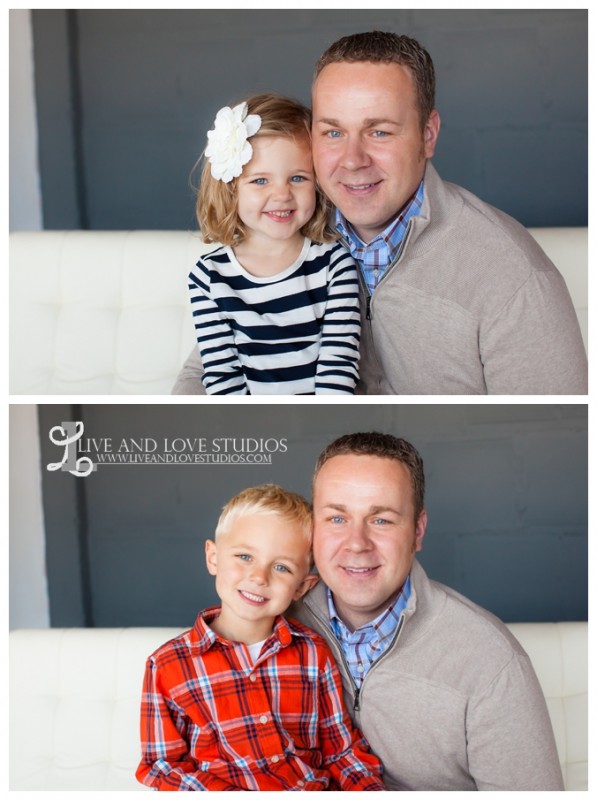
[188,238,361,395]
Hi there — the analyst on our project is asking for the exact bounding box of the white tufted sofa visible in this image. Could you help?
[8,622,588,791]
[9,228,588,394]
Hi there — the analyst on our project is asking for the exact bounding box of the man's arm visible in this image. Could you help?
[171,346,207,395]
[466,651,564,790]
[480,268,587,394]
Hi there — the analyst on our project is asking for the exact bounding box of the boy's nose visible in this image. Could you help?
[250,565,268,585]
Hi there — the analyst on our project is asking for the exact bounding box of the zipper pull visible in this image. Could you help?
[354,687,361,712]
[366,296,372,321]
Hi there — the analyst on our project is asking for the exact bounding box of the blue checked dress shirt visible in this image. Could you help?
[336,181,425,295]
[327,575,412,688]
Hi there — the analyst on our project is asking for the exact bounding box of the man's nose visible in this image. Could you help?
[340,135,371,171]
[344,521,373,551]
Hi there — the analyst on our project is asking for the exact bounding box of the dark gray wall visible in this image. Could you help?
[38,404,587,628]
[31,9,587,230]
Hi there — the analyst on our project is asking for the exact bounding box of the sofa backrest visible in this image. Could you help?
[9,622,587,791]
[9,227,587,394]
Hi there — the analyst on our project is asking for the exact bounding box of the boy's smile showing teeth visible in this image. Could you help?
[239,589,268,604]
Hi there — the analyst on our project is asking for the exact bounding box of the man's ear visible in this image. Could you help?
[293,572,319,601]
[423,110,441,159]
[205,539,218,576]
[414,510,427,553]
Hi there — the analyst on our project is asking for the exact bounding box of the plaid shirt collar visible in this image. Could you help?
[327,576,411,686]
[191,606,294,654]
[336,180,425,294]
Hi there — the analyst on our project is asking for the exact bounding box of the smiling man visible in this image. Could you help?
[309,31,586,394]
[290,431,564,790]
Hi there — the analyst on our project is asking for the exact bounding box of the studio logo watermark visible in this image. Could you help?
[47,422,97,477]
[47,421,288,477]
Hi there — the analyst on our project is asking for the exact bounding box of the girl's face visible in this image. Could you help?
[235,135,317,247]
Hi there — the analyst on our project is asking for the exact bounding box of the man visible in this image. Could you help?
[173,30,587,394]
[290,431,564,790]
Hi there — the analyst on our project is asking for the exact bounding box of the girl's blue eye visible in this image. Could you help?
[252,178,267,185]
[291,175,306,183]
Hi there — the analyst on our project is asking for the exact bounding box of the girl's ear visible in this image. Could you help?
[293,572,319,601]
[205,539,218,576]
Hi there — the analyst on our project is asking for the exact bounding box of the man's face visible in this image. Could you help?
[312,454,426,630]
[312,61,440,243]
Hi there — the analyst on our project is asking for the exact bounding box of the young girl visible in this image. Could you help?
[188,93,361,395]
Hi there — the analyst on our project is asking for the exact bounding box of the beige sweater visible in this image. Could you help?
[356,163,587,394]
[290,560,564,791]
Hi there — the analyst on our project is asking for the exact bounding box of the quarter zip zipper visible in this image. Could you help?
[304,599,410,714]
[354,612,407,711]
[364,218,414,323]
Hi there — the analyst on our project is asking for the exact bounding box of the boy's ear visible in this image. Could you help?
[293,572,319,601]
[205,539,218,576]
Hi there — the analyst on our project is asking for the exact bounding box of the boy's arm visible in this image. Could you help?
[315,245,361,395]
[136,656,239,791]
[317,652,385,790]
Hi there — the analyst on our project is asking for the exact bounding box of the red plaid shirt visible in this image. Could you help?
[136,608,384,791]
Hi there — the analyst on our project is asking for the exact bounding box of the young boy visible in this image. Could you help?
[136,484,384,791]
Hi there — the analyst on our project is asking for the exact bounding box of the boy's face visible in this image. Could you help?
[205,513,317,644]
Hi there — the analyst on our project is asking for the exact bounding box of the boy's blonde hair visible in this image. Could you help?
[215,484,313,549]
[196,93,336,246]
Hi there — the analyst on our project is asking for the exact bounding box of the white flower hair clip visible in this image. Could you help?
[204,102,262,183]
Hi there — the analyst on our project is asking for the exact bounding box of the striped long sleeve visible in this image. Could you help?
[187,238,360,395]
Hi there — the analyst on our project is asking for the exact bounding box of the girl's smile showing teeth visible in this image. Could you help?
[265,209,295,220]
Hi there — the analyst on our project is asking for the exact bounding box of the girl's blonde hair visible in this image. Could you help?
[196,93,336,246]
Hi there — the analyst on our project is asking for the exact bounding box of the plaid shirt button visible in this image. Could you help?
[259,715,268,724]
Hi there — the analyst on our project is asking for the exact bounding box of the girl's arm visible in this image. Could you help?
[188,259,249,394]
[315,244,361,394]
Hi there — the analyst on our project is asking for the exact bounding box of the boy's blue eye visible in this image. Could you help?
[274,564,291,573]
[237,553,251,561]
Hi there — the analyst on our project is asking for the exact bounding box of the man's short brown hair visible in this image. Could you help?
[314,30,436,131]
[313,431,425,520]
